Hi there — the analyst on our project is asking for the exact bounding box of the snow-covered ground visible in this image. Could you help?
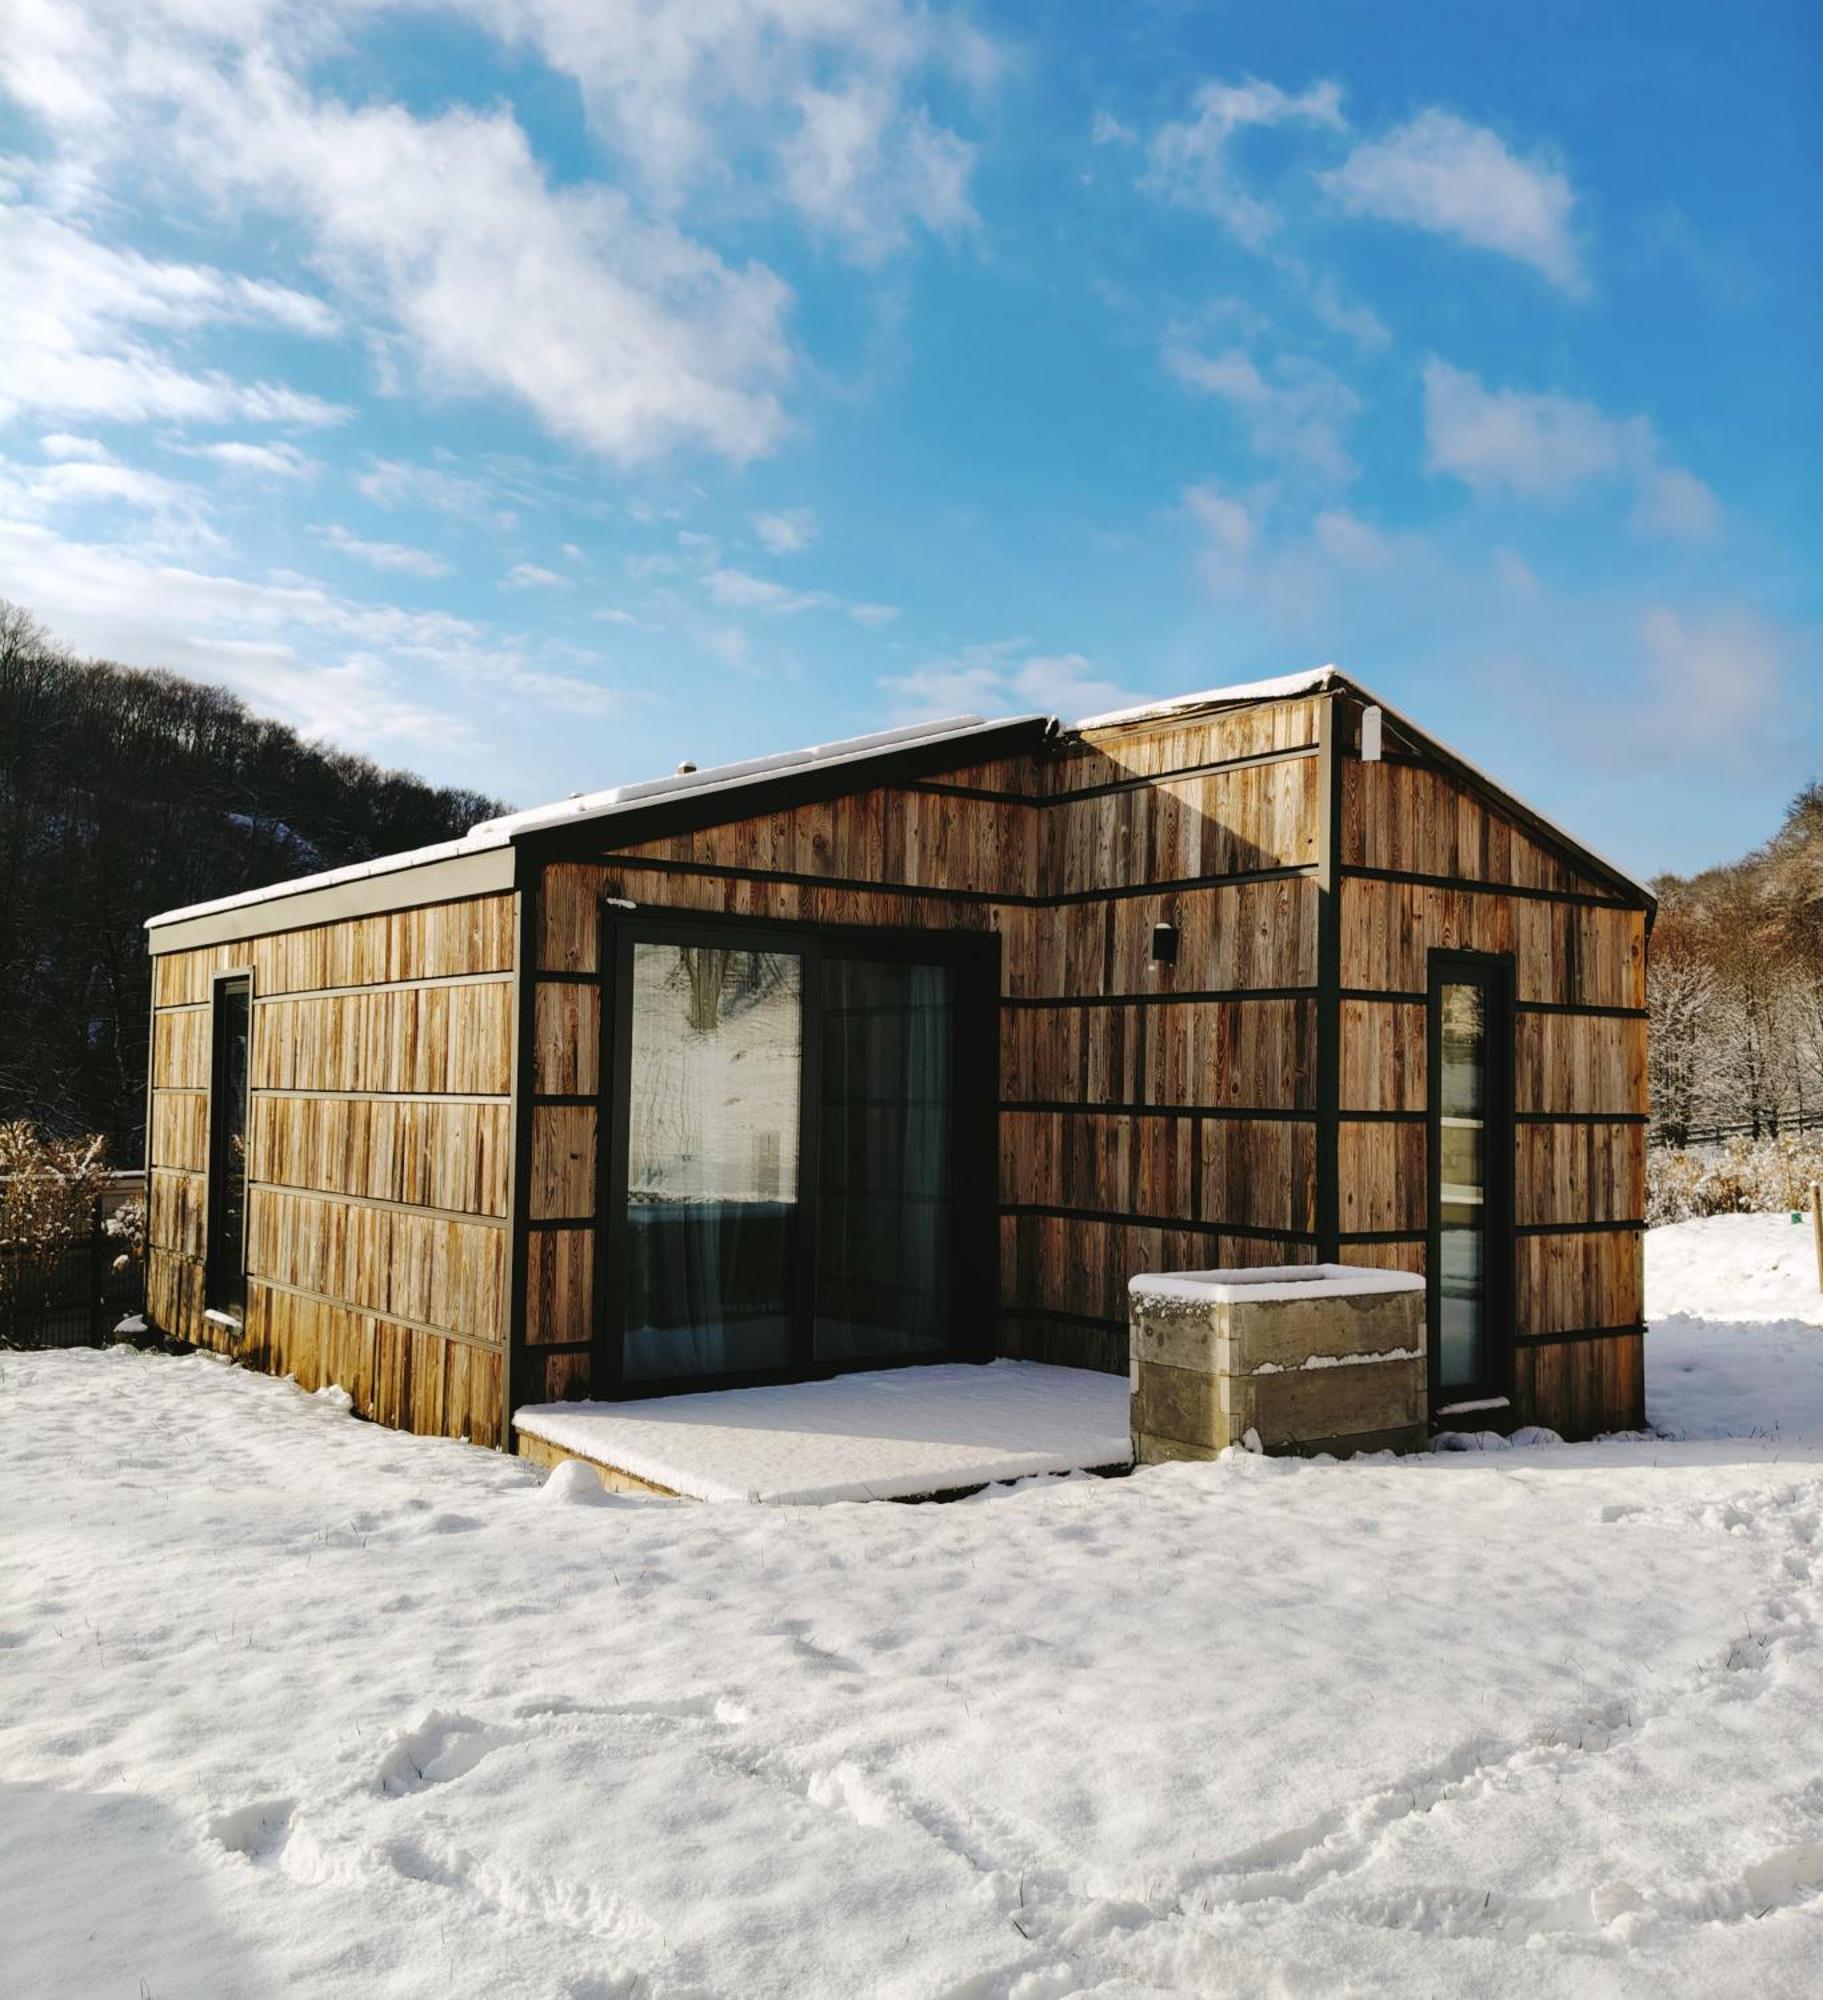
[2,1220,1820,1998]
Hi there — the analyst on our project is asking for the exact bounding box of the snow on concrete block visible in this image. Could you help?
[1129,1263,1425,1459]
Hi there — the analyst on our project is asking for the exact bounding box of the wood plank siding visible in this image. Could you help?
[518,696,1330,1400]
[145,680,1649,1450]
[1333,704,1649,1435]
[145,895,516,1447]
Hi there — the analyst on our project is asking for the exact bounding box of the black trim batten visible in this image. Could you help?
[574,849,1317,910]
[1516,1322,1647,1349]
[1341,863,1636,911]
[1313,696,1343,1262]
[1005,1204,1315,1243]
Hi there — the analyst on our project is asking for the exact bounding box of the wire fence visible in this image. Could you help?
[1652,1114,1823,1148]
[0,1194,145,1350]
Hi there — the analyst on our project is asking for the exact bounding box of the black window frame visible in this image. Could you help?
[204,969,254,1326]
[1425,947,1516,1417]
[593,902,999,1400]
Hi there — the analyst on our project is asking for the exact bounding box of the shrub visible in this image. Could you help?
[1647,1131,1823,1225]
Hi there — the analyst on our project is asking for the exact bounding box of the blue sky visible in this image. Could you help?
[1,1,1816,877]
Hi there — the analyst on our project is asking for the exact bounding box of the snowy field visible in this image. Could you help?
[2,1217,1820,1998]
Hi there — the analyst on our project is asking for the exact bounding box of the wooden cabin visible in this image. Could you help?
[144,668,1652,1450]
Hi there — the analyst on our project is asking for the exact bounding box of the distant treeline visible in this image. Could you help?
[0,603,508,1163]
[1648,783,1823,1144]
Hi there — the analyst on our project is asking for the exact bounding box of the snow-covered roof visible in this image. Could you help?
[1074,666,1339,731]
[144,713,1041,930]
[145,663,1652,933]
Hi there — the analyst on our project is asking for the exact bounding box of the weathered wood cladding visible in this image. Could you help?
[1341,758,1615,898]
[1339,878,1646,1008]
[143,681,1651,1451]
[1333,737,1650,1435]
[526,702,1331,1394]
[520,695,1648,1428]
[144,892,516,1449]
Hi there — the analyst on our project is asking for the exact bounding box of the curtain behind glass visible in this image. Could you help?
[622,943,801,1381]
[1436,979,1488,1390]
[815,957,953,1360]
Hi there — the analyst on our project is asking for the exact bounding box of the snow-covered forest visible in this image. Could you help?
[0,605,507,1158]
[1647,785,1823,1143]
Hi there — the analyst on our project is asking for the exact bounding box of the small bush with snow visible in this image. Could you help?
[1647,1131,1823,1225]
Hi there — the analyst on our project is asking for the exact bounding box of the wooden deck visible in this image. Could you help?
[512,1361,1133,1504]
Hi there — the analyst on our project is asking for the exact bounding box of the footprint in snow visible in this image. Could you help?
[377,1713,517,1796]
[207,1797,295,1864]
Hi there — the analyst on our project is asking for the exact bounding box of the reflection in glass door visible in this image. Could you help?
[621,943,802,1382]
[1428,954,1513,1408]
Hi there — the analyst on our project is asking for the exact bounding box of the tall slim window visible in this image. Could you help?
[1428,954,1513,1407]
[206,975,252,1324]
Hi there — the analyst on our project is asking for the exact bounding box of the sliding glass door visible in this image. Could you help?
[603,914,989,1395]
[1427,952,1515,1412]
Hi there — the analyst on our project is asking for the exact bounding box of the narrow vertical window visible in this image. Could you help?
[206,974,252,1324]
[1428,954,1514,1409]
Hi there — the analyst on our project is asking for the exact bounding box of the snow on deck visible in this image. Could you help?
[513,1359,1133,1502]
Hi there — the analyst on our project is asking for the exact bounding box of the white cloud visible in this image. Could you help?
[490,664,621,717]
[0,506,645,757]
[1422,359,1720,538]
[0,203,347,430]
[1183,482,1259,592]
[0,1,1007,468]
[505,562,569,589]
[1165,345,1359,484]
[200,85,796,468]
[0,513,480,749]
[1181,482,1429,622]
[752,506,819,555]
[703,566,895,625]
[1323,109,1584,293]
[881,643,1137,722]
[462,0,994,254]
[1310,508,1398,571]
[40,433,110,462]
[189,439,317,479]
[1633,463,1723,543]
[319,523,452,576]
[782,86,976,260]
[1634,605,1789,757]
[1142,76,1344,244]
[357,457,496,516]
[0,452,204,532]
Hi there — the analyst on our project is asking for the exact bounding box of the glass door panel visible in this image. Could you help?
[1436,979,1488,1392]
[815,957,954,1361]
[622,943,802,1382]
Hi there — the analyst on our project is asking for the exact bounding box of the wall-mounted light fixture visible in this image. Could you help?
[1150,920,1179,966]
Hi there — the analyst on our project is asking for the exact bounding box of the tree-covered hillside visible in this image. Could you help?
[0,603,509,1161]
[1649,783,1823,1142]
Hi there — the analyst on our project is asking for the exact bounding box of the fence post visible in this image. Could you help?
[89,1194,104,1344]
[1813,1183,1822,1295]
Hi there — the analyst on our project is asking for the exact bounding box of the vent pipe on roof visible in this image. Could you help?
[1360,705,1383,763]
[676,761,697,774]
